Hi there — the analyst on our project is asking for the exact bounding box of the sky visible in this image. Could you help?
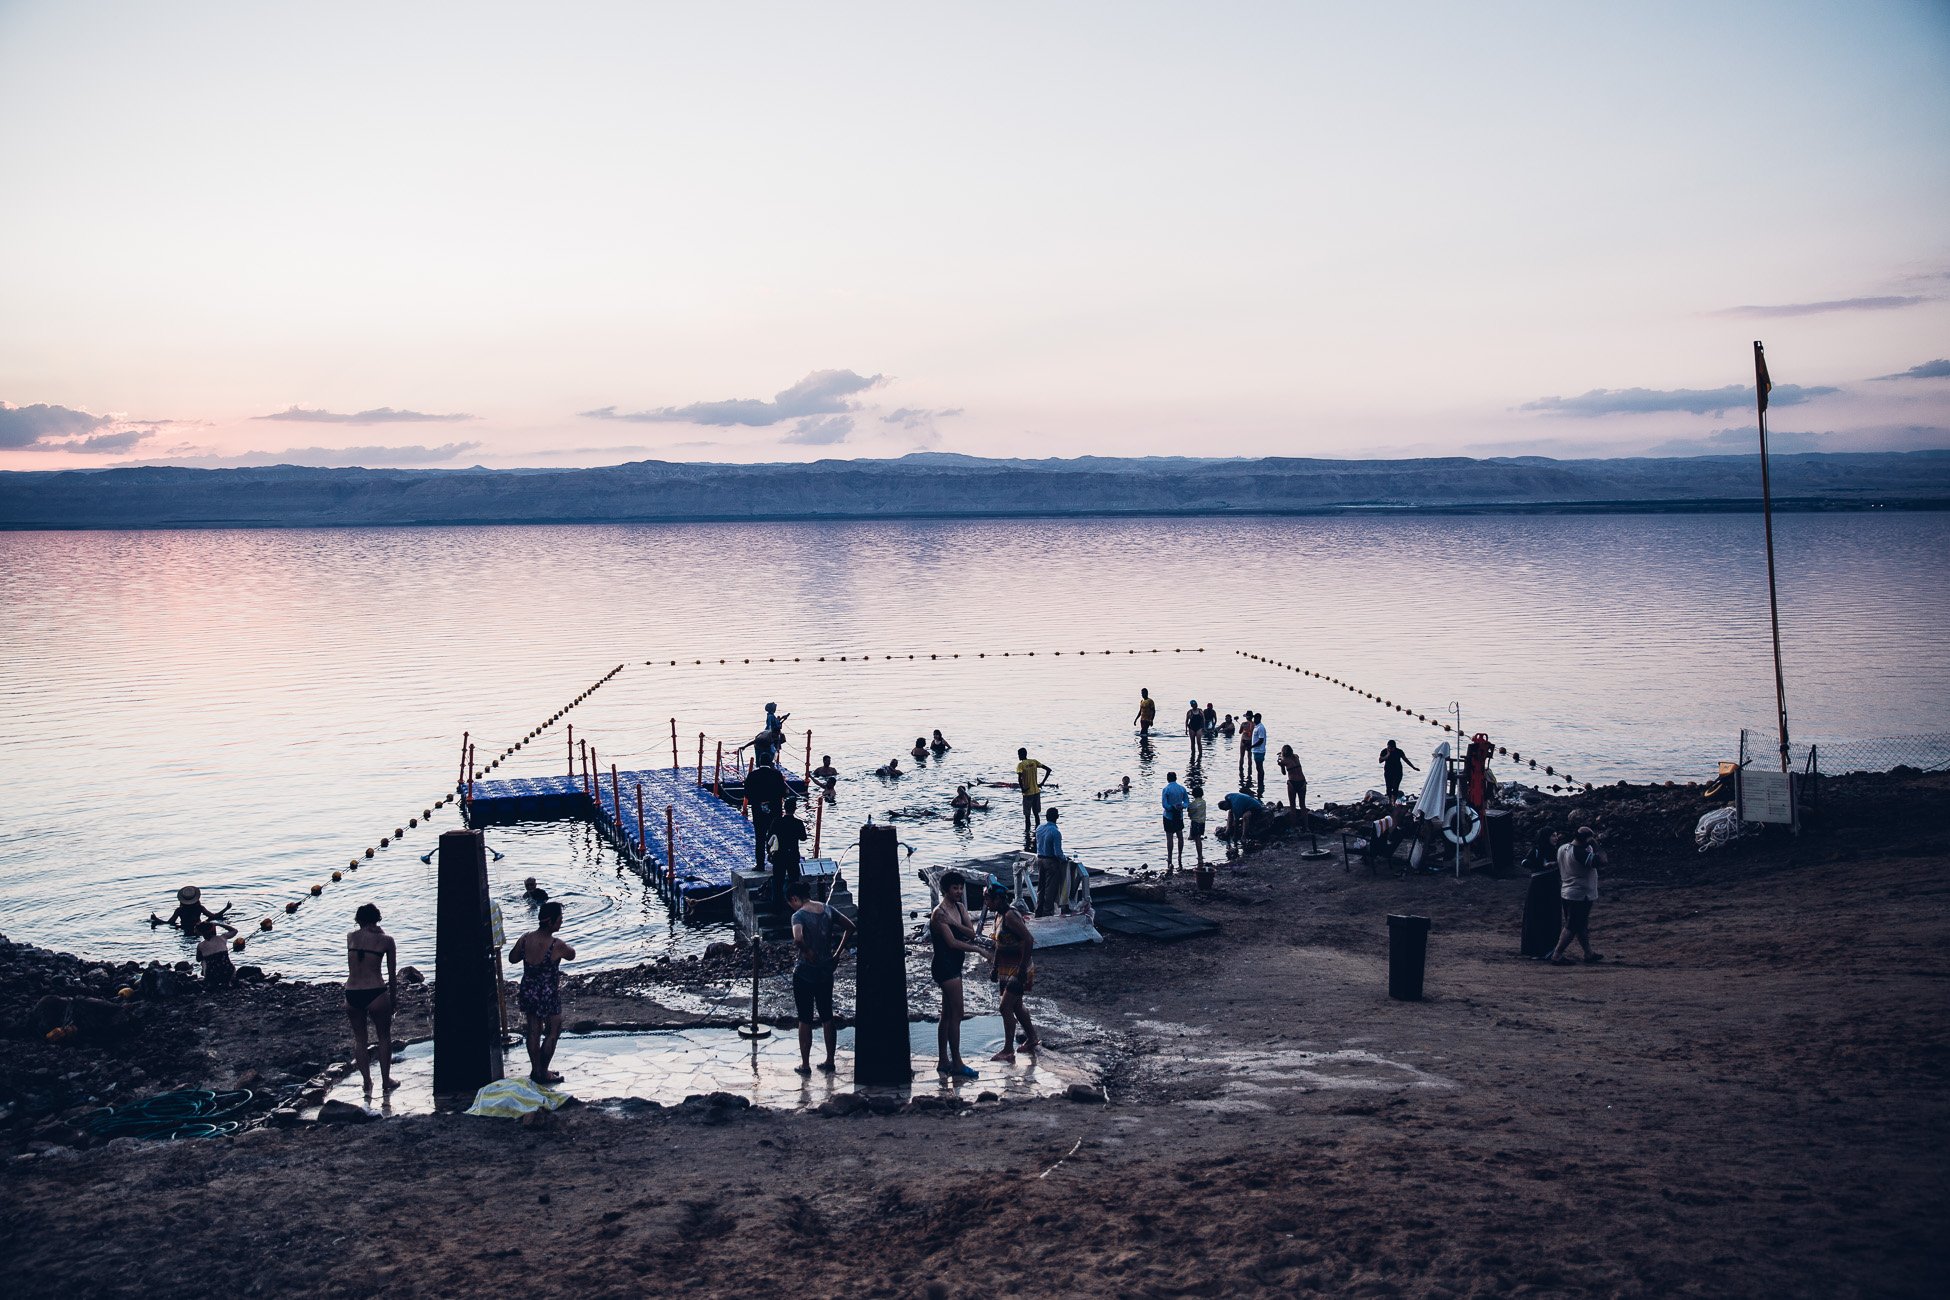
[2,1,1947,470]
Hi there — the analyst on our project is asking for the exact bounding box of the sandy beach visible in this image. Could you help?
[4,769,1946,1298]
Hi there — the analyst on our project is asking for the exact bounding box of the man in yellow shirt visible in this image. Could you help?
[1015,747,1053,844]
[1133,688,1156,737]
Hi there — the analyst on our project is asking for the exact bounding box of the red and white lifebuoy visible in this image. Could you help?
[1443,804,1483,846]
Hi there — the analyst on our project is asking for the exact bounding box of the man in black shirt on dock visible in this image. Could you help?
[770,796,808,909]
[744,758,788,875]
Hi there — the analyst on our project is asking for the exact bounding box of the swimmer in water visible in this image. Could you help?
[930,730,952,753]
[151,885,230,930]
[911,736,929,760]
[812,755,839,800]
[876,757,904,779]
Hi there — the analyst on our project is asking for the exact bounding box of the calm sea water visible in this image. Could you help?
[2,513,1945,979]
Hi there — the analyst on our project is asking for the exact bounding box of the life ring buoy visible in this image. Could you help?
[1443,804,1483,845]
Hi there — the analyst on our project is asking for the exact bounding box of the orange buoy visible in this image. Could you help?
[285,901,300,913]
[260,917,274,931]
[365,848,375,858]
[310,884,323,896]
[331,871,343,882]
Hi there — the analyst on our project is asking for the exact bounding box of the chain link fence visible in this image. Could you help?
[1739,728,1950,776]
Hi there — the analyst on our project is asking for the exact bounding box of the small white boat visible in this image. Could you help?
[920,854,1103,948]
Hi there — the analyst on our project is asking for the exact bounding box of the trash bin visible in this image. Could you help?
[1484,810,1515,873]
[1387,914,1432,1001]
[1521,870,1560,959]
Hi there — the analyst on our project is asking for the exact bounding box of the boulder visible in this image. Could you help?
[1065,1082,1106,1104]
[400,966,425,985]
[816,1092,869,1117]
[316,1099,375,1124]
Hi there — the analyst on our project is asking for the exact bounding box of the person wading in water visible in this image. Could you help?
[1379,739,1419,800]
[344,903,399,1095]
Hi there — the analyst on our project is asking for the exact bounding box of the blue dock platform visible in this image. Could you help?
[464,768,806,915]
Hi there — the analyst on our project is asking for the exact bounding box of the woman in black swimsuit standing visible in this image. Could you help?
[929,875,988,1080]
[510,900,574,1084]
[344,903,398,1094]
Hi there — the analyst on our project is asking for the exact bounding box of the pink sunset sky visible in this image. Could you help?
[2,2,1947,471]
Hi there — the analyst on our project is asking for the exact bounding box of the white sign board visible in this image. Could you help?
[1738,769,1796,827]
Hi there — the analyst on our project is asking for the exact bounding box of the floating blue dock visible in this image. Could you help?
[465,768,800,914]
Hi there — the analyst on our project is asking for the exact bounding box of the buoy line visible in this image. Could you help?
[238,664,627,950]
[1234,650,1595,793]
[642,647,1207,666]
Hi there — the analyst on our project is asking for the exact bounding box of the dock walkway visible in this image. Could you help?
[466,768,803,915]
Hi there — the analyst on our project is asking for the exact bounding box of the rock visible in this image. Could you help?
[234,1069,263,1089]
[703,1091,750,1111]
[703,942,738,961]
[235,965,265,983]
[866,1094,903,1116]
[816,1093,870,1117]
[904,1094,952,1114]
[569,1020,601,1035]
[401,966,425,985]
[316,1099,374,1124]
[1065,1082,1106,1104]
[976,1091,999,1103]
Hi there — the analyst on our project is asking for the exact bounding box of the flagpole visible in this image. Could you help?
[1754,340,1791,774]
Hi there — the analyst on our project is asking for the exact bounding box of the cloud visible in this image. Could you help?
[1713,296,1929,318]
[253,406,475,424]
[1521,384,1840,418]
[881,407,963,430]
[1641,425,1950,456]
[781,414,855,445]
[0,401,112,448]
[1873,359,1950,381]
[582,369,886,427]
[136,442,482,468]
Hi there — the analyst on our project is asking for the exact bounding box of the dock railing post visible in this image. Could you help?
[665,805,676,893]
[579,738,589,793]
[671,718,679,772]
[696,733,704,786]
[611,763,621,829]
[803,730,812,785]
[635,783,646,856]
[567,724,574,779]
[458,730,469,790]
[714,742,724,799]
[812,796,824,859]
[590,747,599,812]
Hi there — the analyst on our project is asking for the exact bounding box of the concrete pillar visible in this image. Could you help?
[433,829,502,1095]
[852,822,911,1086]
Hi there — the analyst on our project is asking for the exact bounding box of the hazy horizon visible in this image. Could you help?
[4,2,1948,471]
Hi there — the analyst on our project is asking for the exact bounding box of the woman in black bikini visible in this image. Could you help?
[510,900,574,1084]
[929,875,988,1080]
[344,903,398,1094]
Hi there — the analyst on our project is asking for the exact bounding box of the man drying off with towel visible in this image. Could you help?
[787,879,854,1075]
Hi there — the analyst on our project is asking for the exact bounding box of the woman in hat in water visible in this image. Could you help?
[151,885,230,930]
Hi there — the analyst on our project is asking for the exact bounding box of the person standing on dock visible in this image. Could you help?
[1161,771,1190,874]
[1015,747,1052,844]
[1379,740,1418,800]
[770,796,808,909]
[745,757,788,875]
[1134,688,1156,737]
[786,878,853,1076]
[1185,700,1205,766]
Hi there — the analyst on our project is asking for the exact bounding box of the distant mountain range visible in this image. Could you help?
[3,450,1946,529]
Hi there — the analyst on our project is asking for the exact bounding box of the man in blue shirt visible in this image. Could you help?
[1033,808,1066,916]
[1160,771,1190,874]
[1219,789,1265,855]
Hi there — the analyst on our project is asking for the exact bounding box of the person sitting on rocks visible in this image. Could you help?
[195,919,239,987]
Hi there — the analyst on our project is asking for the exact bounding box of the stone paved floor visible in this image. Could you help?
[332,1016,1092,1115]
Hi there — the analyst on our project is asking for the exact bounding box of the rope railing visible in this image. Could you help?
[1234,650,1595,793]
[236,664,628,950]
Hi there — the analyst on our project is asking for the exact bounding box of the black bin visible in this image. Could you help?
[1484,810,1515,873]
[1387,914,1431,1001]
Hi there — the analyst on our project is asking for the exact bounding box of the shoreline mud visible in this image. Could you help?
[3,768,1946,1296]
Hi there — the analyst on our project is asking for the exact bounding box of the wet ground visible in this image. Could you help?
[328,1017,1095,1114]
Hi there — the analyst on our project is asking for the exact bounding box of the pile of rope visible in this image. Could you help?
[86,1088,267,1142]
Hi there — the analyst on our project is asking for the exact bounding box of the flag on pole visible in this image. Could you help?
[1754,340,1771,413]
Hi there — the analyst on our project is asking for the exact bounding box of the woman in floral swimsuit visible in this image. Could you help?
[509,900,574,1083]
